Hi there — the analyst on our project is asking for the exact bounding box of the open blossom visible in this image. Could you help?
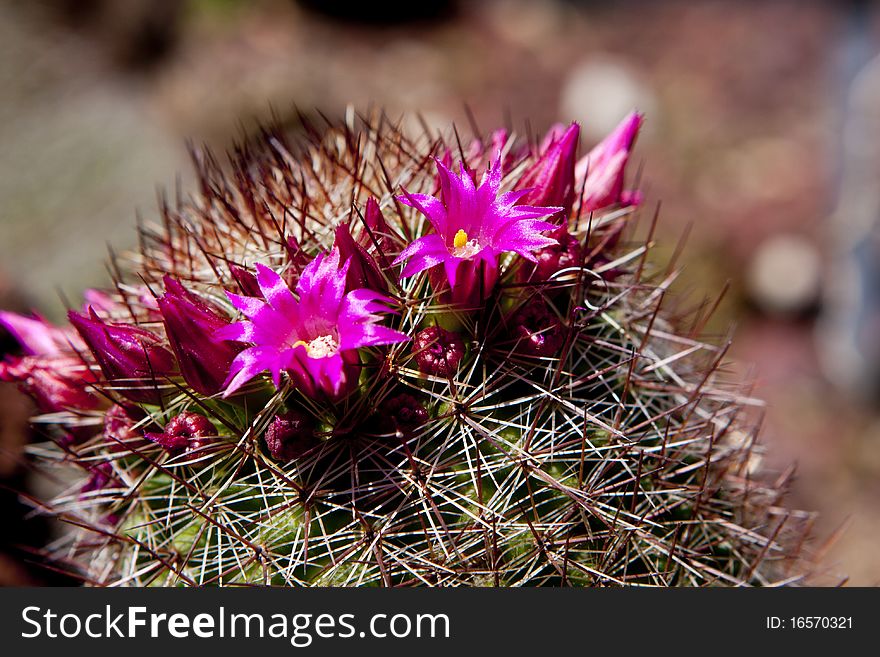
[575,111,643,212]
[394,157,561,307]
[216,247,410,399]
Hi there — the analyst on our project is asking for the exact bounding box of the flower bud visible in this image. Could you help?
[104,403,149,452]
[509,299,565,357]
[356,197,398,251]
[0,311,74,356]
[229,265,262,298]
[158,276,243,396]
[575,111,643,212]
[145,411,215,453]
[518,122,580,215]
[81,462,117,495]
[264,410,317,461]
[524,224,584,282]
[333,222,388,294]
[68,307,176,404]
[376,392,428,437]
[0,355,99,412]
[412,326,465,377]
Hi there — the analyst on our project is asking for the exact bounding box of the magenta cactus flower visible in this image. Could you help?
[575,111,644,212]
[8,111,814,589]
[0,310,76,356]
[394,157,562,307]
[157,276,243,396]
[0,311,100,412]
[217,247,409,399]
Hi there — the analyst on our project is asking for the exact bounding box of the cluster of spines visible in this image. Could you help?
[17,109,816,587]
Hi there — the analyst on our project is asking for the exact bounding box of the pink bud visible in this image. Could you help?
[68,307,176,404]
[158,277,243,396]
[145,411,215,453]
[264,410,317,461]
[575,112,643,212]
[412,326,465,377]
[355,197,397,250]
[80,462,118,495]
[229,265,262,298]
[376,392,428,437]
[0,355,100,412]
[509,299,565,357]
[522,224,584,282]
[0,311,73,356]
[104,403,150,452]
[518,123,580,214]
[333,222,388,294]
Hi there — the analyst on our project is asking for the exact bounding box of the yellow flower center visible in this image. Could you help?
[453,229,468,249]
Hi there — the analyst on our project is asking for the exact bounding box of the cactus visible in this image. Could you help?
[2,110,814,586]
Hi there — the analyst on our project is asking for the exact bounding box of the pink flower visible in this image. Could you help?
[0,311,99,412]
[394,157,561,308]
[575,111,643,212]
[216,247,410,399]
[0,311,76,356]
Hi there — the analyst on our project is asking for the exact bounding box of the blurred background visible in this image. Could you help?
[1,0,879,585]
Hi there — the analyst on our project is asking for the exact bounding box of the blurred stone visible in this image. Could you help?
[297,0,456,25]
[747,233,822,315]
[0,3,187,320]
[818,47,880,402]
[559,58,657,142]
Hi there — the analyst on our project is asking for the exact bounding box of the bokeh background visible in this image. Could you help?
[2,0,879,585]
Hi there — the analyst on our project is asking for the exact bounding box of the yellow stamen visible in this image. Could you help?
[453,229,468,249]
[292,340,309,349]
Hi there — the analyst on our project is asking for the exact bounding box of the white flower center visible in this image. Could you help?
[293,334,339,358]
